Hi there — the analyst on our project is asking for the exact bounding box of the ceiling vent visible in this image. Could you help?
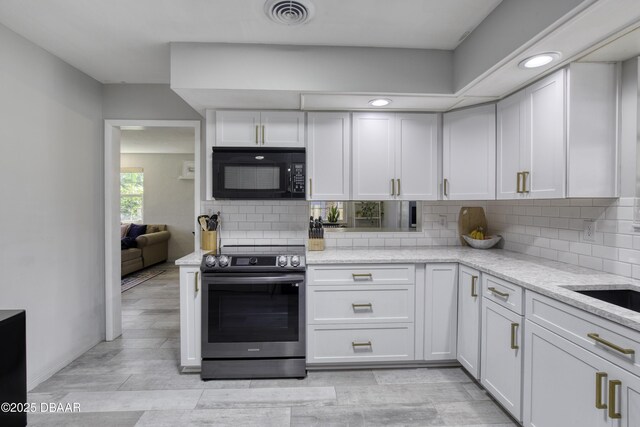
[265,0,315,26]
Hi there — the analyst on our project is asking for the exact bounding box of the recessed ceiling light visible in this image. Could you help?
[518,52,561,69]
[369,98,392,107]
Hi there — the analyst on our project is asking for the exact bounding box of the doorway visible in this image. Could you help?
[105,120,200,341]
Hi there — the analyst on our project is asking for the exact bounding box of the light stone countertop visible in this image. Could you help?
[175,246,640,332]
[306,247,640,333]
[175,249,213,266]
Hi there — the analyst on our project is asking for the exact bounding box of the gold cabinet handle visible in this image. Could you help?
[352,303,373,310]
[309,178,312,198]
[471,275,478,297]
[588,333,635,355]
[352,341,372,347]
[516,172,522,193]
[352,273,373,280]
[608,380,621,419]
[510,322,519,350]
[262,125,265,145]
[255,125,259,145]
[522,171,530,193]
[488,286,510,298]
[396,179,401,196]
[195,271,199,293]
[595,372,608,409]
[391,179,395,196]
[443,178,449,197]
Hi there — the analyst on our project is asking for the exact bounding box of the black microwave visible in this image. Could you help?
[212,147,306,199]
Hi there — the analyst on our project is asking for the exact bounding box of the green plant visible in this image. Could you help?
[327,205,340,223]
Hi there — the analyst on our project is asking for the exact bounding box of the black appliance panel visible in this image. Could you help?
[212,147,305,199]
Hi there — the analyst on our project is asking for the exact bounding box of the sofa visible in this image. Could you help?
[121,224,171,276]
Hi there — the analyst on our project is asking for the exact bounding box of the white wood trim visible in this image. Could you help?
[104,119,201,341]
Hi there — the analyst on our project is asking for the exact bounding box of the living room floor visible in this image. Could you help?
[27,264,516,427]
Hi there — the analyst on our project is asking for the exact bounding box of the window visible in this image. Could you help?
[120,168,143,223]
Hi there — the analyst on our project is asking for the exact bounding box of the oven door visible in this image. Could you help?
[201,273,306,359]
[212,148,304,199]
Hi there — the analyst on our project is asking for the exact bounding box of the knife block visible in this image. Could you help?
[201,231,217,251]
[308,238,324,251]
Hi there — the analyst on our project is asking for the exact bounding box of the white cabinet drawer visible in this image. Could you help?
[527,291,640,378]
[307,324,414,364]
[483,274,524,315]
[308,286,414,324]
[307,264,415,286]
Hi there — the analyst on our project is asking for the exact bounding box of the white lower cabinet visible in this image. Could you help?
[306,264,416,364]
[424,264,458,361]
[179,266,201,368]
[307,324,415,364]
[457,265,481,379]
[481,298,523,421]
[523,320,640,427]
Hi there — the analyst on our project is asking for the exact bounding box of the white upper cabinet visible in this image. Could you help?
[524,70,566,199]
[352,113,398,200]
[214,110,304,147]
[307,112,351,200]
[497,64,618,200]
[497,69,566,199]
[497,91,525,199]
[566,63,618,198]
[353,112,438,201]
[443,104,496,200]
[396,114,439,200]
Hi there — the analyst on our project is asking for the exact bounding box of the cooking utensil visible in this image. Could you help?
[197,215,210,231]
[208,214,218,231]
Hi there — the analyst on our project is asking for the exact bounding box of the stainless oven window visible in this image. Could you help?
[224,165,280,190]
[208,282,299,343]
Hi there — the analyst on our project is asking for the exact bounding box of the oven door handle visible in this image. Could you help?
[208,275,305,285]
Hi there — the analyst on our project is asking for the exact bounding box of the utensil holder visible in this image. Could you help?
[308,238,324,251]
[201,231,217,251]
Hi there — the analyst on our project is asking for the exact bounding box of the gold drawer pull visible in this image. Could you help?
[443,178,449,197]
[195,271,199,293]
[588,333,635,355]
[262,125,265,145]
[516,172,522,194]
[352,303,373,310]
[255,125,259,145]
[391,179,395,196]
[396,178,401,196]
[522,171,530,193]
[352,341,372,347]
[595,372,608,409]
[609,380,621,419]
[471,275,478,297]
[309,178,312,198]
[510,323,519,350]
[352,273,373,280]
[488,287,510,298]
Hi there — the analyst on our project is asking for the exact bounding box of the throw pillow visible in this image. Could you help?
[146,225,160,233]
[127,223,147,239]
[120,223,130,238]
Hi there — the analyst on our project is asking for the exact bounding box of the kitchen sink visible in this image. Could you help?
[575,289,640,313]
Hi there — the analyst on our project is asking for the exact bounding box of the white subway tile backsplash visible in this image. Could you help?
[578,255,603,270]
[603,260,632,277]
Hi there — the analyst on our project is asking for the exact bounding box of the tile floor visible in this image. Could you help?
[27,264,517,426]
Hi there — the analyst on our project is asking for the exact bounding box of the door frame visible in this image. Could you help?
[104,119,201,341]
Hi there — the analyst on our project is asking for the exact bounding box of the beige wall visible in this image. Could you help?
[121,153,195,261]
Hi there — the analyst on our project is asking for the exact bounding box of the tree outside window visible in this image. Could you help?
[121,168,143,223]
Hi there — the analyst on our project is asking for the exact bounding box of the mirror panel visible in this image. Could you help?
[309,201,421,232]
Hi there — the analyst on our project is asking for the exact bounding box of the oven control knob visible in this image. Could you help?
[277,255,288,267]
[290,255,300,267]
[218,255,230,267]
[204,255,216,267]
[249,257,258,265]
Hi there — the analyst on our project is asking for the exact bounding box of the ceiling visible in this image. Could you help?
[120,127,195,154]
[0,0,502,84]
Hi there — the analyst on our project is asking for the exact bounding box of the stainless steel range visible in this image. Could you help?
[200,245,306,380]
